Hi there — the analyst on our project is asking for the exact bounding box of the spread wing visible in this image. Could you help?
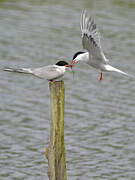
[80,9,107,64]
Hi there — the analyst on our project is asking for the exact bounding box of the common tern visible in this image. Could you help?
[4,61,72,82]
[71,9,131,81]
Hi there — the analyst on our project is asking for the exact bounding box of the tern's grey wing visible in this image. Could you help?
[80,9,107,64]
[32,65,64,80]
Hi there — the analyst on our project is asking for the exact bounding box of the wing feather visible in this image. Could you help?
[80,10,107,64]
[32,65,64,80]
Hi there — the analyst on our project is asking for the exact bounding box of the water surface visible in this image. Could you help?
[0,0,135,179]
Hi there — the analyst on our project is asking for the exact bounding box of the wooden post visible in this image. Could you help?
[46,81,67,180]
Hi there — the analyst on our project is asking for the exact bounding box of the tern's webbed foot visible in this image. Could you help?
[49,79,55,83]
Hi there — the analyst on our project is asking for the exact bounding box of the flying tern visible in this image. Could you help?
[4,61,72,82]
[71,9,131,81]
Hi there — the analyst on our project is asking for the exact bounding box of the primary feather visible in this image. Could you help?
[80,9,108,67]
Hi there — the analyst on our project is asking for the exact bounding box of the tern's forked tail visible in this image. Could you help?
[4,67,33,74]
[104,65,134,78]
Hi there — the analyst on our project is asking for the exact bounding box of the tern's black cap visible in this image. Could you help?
[72,51,85,60]
[56,61,69,66]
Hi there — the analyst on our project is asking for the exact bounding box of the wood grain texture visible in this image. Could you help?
[46,81,67,180]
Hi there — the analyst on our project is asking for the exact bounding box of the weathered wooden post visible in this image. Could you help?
[46,81,67,180]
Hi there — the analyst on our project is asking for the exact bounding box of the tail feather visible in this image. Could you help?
[104,65,134,78]
[4,67,33,74]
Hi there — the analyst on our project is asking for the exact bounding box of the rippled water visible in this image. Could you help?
[1,0,135,179]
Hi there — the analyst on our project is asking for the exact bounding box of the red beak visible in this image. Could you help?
[65,64,72,67]
[71,60,76,66]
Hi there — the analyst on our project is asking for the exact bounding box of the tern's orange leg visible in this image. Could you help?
[99,72,103,81]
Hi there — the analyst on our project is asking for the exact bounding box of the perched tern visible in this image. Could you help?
[4,61,72,82]
[71,9,131,81]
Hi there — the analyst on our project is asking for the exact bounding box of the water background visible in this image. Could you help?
[0,0,135,179]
